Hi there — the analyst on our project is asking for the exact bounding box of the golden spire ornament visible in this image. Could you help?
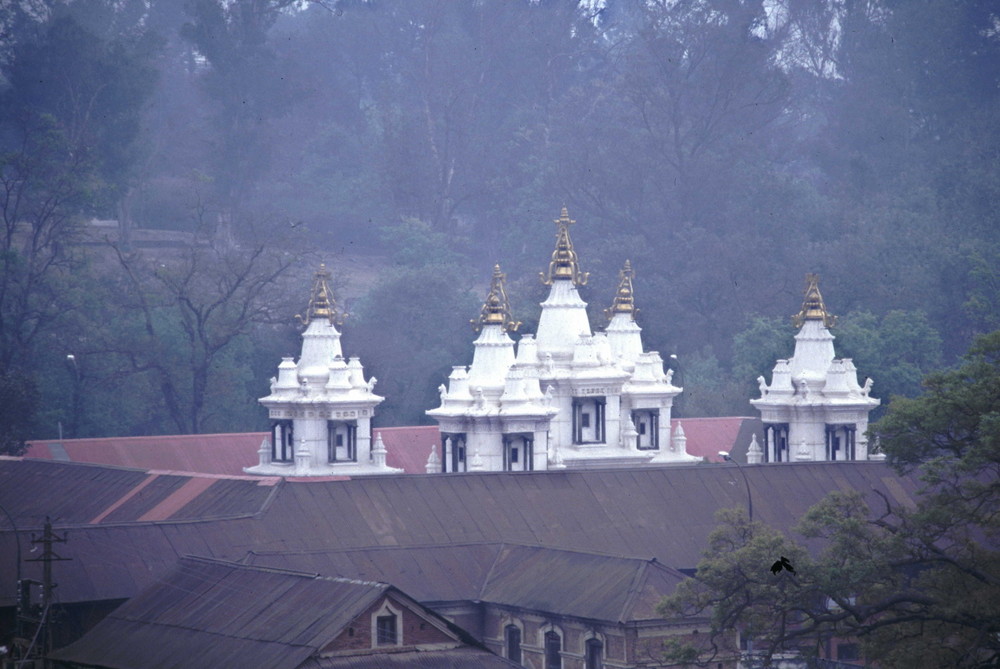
[473,264,521,333]
[296,264,344,327]
[792,273,836,328]
[605,259,638,320]
[540,206,589,286]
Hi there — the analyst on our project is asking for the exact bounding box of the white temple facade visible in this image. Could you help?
[750,274,880,463]
[427,208,700,472]
[246,265,402,477]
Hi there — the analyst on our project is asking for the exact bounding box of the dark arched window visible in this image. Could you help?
[505,624,521,664]
[586,638,603,669]
[545,630,562,669]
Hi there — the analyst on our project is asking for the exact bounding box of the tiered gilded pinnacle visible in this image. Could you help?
[541,207,589,286]
[296,264,343,327]
[473,264,521,333]
[792,273,836,329]
[605,260,638,320]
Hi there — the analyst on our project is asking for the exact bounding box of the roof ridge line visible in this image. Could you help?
[618,560,649,623]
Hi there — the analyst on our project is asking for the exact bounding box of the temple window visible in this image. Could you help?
[271,420,294,462]
[503,434,534,471]
[763,423,789,463]
[572,397,606,444]
[632,410,659,450]
[327,421,357,463]
[825,424,856,461]
[441,433,467,473]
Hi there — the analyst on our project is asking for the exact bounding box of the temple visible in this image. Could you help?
[245,265,402,476]
[750,274,880,463]
[426,208,700,471]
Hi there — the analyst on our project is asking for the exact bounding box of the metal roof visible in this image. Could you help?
[51,556,519,669]
[243,542,684,623]
[25,433,265,475]
[50,557,390,669]
[304,648,521,668]
[0,459,921,613]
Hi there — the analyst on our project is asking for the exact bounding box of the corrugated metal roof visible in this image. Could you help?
[0,459,921,613]
[25,432,265,475]
[479,544,685,622]
[50,557,389,669]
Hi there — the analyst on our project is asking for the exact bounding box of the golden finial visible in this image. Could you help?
[792,273,836,328]
[473,264,521,333]
[605,259,639,320]
[540,206,589,286]
[296,264,344,327]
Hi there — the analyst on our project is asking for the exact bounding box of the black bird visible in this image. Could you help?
[771,556,795,575]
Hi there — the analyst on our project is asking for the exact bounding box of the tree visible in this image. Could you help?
[660,331,1000,667]
[103,234,298,434]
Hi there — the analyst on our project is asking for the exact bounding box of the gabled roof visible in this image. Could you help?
[51,557,390,669]
[51,557,519,669]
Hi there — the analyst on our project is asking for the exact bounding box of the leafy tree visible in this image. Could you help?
[660,331,1000,668]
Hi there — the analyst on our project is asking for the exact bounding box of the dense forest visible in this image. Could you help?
[0,0,997,446]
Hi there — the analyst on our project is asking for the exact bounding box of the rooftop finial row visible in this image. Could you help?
[792,273,836,328]
[296,264,343,327]
[541,206,589,286]
[473,264,521,333]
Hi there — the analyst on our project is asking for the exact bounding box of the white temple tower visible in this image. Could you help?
[750,274,880,462]
[427,264,557,472]
[427,208,699,471]
[246,265,402,476]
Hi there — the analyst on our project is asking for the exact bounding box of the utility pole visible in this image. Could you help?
[24,517,69,669]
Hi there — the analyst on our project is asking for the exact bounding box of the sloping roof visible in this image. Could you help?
[244,543,497,603]
[24,418,755,476]
[25,427,440,476]
[243,542,684,623]
[378,425,440,474]
[0,459,921,612]
[50,557,390,669]
[671,416,762,462]
[25,433,265,475]
[0,458,277,528]
[479,544,685,622]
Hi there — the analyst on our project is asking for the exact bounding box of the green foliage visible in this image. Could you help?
[348,265,478,427]
[662,331,1000,668]
[0,369,38,455]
